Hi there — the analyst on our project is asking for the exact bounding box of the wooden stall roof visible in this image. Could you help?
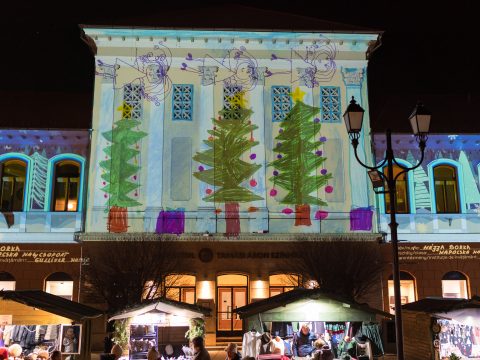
[0,290,103,321]
[109,297,211,321]
[234,288,392,320]
[402,296,480,314]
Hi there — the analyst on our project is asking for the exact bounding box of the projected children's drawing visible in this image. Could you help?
[96,42,172,105]
[269,87,332,226]
[100,103,147,233]
[182,46,261,91]
[270,40,337,88]
[193,91,263,236]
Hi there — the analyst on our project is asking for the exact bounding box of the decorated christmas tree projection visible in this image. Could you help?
[100,103,147,232]
[269,87,332,226]
[193,91,263,236]
[406,151,430,211]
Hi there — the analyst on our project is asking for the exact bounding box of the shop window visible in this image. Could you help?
[269,274,299,297]
[442,271,468,299]
[384,165,410,214]
[165,274,196,304]
[433,165,459,213]
[387,272,416,314]
[52,161,80,212]
[0,271,15,290]
[45,272,73,300]
[272,86,292,122]
[0,159,27,212]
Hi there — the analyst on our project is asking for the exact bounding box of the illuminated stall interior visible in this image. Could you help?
[109,298,210,360]
[0,290,103,360]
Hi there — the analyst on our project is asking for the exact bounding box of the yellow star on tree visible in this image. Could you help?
[117,102,133,118]
[290,87,306,103]
[228,90,248,109]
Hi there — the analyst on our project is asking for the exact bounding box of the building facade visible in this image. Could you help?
[0,129,90,301]
[373,133,480,311]
[79,27,381,342]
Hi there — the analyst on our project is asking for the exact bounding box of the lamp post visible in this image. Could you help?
[344,97,431,360]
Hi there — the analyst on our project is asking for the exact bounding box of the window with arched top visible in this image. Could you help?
[45,272,73,300]
[269,274,299,297]
[384,165,410,214]
[434,165,459,213]
[0,159,27,211]
[0,271,15,290]
[442,271,468,299]
[52,161,80,212]
[387,272,416,314]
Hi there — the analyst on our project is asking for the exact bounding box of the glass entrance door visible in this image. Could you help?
[217,286,247,336]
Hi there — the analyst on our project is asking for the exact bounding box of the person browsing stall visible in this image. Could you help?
[293,323,317,357]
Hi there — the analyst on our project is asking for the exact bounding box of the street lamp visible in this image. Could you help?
[344,96,431,360]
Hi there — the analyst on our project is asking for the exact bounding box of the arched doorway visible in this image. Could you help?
[216,274,248,337]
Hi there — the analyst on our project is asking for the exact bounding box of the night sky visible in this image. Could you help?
[0,0,475,133]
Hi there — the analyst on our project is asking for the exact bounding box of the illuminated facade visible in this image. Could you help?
[79,27,381,342]
[0,129,90,301]
[373,134,480,348]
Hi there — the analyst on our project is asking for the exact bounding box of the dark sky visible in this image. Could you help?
[0,0,475,133]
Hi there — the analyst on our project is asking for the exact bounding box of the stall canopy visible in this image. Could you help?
[402,296,480,324]
[108,297,211,322]
[234,288,392,323]
[0,290,103,321]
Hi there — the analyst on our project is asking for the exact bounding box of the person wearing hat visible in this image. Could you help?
[224,343,241,360]
[192,337,210,360]
[292,323,317,357]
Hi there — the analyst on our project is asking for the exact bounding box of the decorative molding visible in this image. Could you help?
[341,67,364,86]
[198,66,218,86]
[76,232,381,242]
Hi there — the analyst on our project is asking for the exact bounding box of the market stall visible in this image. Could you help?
[0,290,103,360]
[108,298,210,360]
[402,296,480,360]
[234,288,390,360]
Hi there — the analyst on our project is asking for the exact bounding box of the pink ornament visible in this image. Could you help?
[270,189,278,196]
[206,189,213,195]
[282,208,293,215]
[249,179,257,187]
[102,181,106,185]
[325,185,334,193]
[104,194,108,198]
[133,175,137,180]
[315,210,329,220]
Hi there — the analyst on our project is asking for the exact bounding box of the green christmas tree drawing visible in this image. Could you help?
[269,87,332,226]
[100,102,147,232]
[193,91,263,235]
[406,151,431,211]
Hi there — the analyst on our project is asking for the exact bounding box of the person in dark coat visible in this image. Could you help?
[192,337,211,360]
[293,323,317,357]
[224,343,241,360]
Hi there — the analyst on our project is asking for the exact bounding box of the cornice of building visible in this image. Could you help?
[76,232,382,242]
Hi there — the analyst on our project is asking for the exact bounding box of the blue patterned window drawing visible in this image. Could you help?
[223,84,243,120]
[123,84,143,119]
[172,84,194,121]
[272,86,291,122]
[320,87,341,123]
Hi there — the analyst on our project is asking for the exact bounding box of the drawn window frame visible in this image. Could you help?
[272,86,292,122]
[172,84,194,121]
[320,86,341,123]
[0,156,29,212]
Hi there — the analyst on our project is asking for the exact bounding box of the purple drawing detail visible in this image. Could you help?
[350,207,374,231]
[156,209,185,235]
